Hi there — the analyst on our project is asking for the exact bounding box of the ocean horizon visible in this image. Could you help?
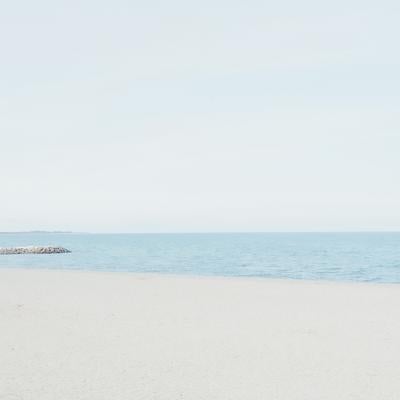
[0,232,399,283]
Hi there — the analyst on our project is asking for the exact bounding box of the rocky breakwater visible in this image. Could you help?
[0,246,71,255]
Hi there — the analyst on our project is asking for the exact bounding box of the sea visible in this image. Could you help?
[0,232,399,283]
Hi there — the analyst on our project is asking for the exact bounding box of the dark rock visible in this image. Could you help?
[0,246,71,255]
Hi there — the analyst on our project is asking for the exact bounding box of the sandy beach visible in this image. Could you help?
[1,268,400,400]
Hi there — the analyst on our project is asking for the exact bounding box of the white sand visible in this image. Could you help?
[1,268,400,400]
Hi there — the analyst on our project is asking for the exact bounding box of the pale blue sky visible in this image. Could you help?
[1,0,399,232]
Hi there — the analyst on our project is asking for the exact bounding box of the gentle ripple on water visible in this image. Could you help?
[0,232,399,283]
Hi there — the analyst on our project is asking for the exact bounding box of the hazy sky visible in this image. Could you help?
[1,0,399,232]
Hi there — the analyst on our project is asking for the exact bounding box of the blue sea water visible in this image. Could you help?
[0,233,399,283]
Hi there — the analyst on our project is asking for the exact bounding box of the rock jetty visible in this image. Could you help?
[0,246,71,255]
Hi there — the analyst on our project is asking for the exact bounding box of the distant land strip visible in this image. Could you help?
[0,231,73,234]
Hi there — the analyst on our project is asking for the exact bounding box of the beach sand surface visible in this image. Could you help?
[1,268,400,399]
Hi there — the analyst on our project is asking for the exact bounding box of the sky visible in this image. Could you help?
[1,0,399,232]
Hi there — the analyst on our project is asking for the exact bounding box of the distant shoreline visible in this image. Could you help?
[0,231,73,234]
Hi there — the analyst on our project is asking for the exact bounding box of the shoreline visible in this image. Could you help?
[1,267,400,399]
[0,266,398,287]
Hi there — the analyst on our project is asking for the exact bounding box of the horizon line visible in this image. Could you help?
[1,230,400,235]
